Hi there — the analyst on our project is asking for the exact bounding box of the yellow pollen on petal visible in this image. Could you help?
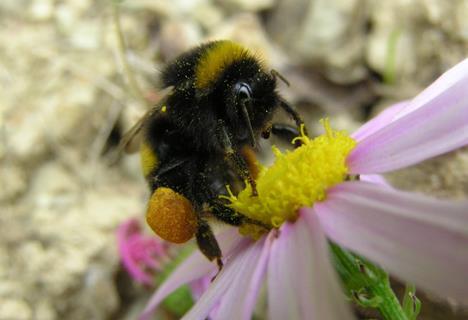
[224,119,356,232]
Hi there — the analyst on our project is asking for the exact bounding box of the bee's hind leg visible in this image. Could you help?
[200,201,270,280]
[195,218,223,273]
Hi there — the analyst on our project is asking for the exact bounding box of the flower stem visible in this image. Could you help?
[330,243,412,320]
[370,278,408,320]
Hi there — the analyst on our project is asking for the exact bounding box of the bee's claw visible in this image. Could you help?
[216,257,223,270]
[211,258,224,282]
[250,187,258,197]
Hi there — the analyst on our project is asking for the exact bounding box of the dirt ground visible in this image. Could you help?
[0,0,467,319]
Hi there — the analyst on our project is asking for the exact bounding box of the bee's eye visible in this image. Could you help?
[234,82,252,101]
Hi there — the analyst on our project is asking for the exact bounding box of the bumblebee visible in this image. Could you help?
[122,40,305,268]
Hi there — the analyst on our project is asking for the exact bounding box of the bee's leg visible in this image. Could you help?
[218,121,258,196]
[278,99,308,136]
[270,69,290,87]
[195,218,223,271]
[239,146,260,180]
[208,200,243,226]
[209,200,270,230]
[227,149,258,196]
[267,123,304,148]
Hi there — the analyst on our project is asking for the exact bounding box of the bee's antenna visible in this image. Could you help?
[271,69,290,87]
[240,101,256,148]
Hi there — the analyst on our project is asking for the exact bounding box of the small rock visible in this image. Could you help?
[366,0,466,84]
[208,13,282,67]
[27,162,79,210]
[191,1,224,30]
[80,265,120,319]
[68,21,101,50]
[455,1,468,40]
[35,300,57,320]
[66,0,93,14]
[366,1,419,82]
[0,165,27,202]
[54,3,79,31]
[222,0,275,11]
[158,20,202,61]
[5,108,48,162]
[386,147,468,200]
[0,299,32,320]
[29,0,54,21]
[267,0,368,83]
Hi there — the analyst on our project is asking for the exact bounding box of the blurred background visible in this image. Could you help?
[0,0,467,319]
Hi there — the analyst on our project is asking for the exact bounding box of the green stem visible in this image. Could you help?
[402,284,421,320]
[370,279,408,320]
[330,243,410,320]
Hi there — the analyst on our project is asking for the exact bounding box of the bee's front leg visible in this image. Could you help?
[217,120,258,196]
[267,123,304,148]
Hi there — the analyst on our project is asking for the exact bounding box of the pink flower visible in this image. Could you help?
[117,218,170,285]
[140,59,468,319]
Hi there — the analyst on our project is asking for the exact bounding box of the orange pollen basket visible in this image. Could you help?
[146,187,197,244]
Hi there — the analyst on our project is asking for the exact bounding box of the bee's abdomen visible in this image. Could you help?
[140,140,159,178]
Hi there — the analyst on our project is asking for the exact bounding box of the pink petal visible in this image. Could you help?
[208,233,274,320]
[139,251,215,320]
[352,101,408,142]
[348,59,468,174]
[182,238,265,320]
[268,212,354,320]
[240,234,272,319]
[140,254,160,270]
[359,174,392,189]
[117,219,154,285]
[190,276,213,301]
[315,181,468,303]
[189,274,222,320]
[139,227,242,320]
[353,58,468,143]
[397,58,468,119]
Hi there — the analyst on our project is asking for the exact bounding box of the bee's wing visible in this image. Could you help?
[119,111,148,154]
[118,86,173,154]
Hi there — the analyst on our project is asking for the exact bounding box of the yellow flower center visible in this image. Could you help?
[222,120,356,238]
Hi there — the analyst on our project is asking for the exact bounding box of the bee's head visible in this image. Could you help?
[222,69,278,147]
[192,40,283,147]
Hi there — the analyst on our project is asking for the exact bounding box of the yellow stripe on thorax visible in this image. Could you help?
[140,141,158,177]
[195,40,259,89]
